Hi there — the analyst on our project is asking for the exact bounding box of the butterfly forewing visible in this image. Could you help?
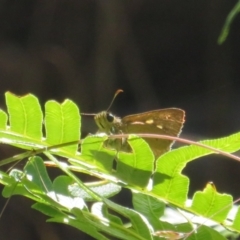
[119,108,185,158]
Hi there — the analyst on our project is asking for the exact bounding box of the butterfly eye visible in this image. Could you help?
[106,113,114,122]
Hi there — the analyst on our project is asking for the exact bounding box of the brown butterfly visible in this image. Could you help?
[94,108,185,159]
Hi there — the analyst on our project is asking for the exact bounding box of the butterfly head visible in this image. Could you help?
[93,89,123,134]
[94,111,121,134]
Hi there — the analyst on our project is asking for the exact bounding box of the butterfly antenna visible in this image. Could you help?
[81,112,96,116]
[81,89,123,116]
[106,89,123,112]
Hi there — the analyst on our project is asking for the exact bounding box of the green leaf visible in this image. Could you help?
[91,202,123,225]
[104,198,153,239]
[0,110,7,129]
[24,156,53,193]
[34,204,108,240]
[2,168,48,202]
[190,183,232,222]
[32,202,67,218]
[2,157,54,203]
[231,206,240,231]
[69,181,121,201]
[67,208,110,240]
[152,132,240,206]
[76,201,150,240]
[52,175,86,210]
[79,135,153,188]
[218,1,240,44]
[116,135,154,188]
[132,192,168,230]
[0,170,15,186]
[6,92,42,139]
[2,169,30,198]
[45,99,80,152]
[79,135,115,173]
[189,225,227,240]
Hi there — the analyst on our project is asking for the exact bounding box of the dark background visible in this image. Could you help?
[0,1,240,239]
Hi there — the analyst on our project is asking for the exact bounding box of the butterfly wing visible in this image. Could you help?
[120,108,185,158]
